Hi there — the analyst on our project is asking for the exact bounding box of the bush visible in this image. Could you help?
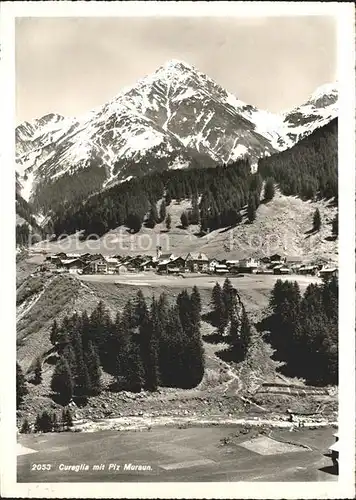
[20,418,31,434]
[34,411,54,433]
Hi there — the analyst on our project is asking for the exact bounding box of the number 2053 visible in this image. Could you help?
[31,464,52,471]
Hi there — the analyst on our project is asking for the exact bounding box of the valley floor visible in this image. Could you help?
[17,425,337,482]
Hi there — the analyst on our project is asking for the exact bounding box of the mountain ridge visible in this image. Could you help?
[15,59,338,215]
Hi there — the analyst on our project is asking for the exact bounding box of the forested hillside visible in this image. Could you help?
[258,118,337,201]
[16,191,46,247]
[51,118,337,241]
[52,157,259,237]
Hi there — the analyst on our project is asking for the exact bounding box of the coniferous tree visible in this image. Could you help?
[159,306,185,387]
[157,292,169,333]
[51,357,73,405]
[176,290,205,388]
[69,321,91,398]
[211,282,226,334]
[51,412,59,432]
[229,312,241,358]
[90,300,111,364]
[191,285,202,324]
[50,319,59,345]
[165,189,172,206]
[239,306,251,358]
[74,350,91,398]
[80,310,91,351]
[85,341,102,395]
[332,213,338,237]
[263,178,275,202]
[190,192,200,225]
[62,343,76,379]
[33,358,42,385]
[177,290,194,334]
[61,407,73,430]
[180,211,189,229]
[16,362,28,408]
[247,195,257,223]
[151,202,159,223]
[181,318,205,389]
[145,298,160,391]
[159,199,167,223]
[222,278,235,321]
[107,311,122,377]
[165,213,172,231]
[313,208,321,231]
[120,298,144,391]
[146,204,158,228]
[35,411,54,433]
[124,340,145,392]
[65,408,73,428]
[134,290,148,326]
[126,213,142,233]
[34,413,41,433]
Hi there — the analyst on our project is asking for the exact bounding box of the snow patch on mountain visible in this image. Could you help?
[15,59,337,209]
[169,156,190,170]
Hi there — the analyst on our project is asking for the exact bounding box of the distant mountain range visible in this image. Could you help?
[15,59,338,214]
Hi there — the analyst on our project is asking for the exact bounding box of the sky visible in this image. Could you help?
[15,16,337,123]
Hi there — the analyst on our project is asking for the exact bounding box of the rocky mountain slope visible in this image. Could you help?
[280,83,338,147]
[15,60,338,213]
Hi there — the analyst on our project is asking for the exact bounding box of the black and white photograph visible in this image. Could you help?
[0,1,355,499]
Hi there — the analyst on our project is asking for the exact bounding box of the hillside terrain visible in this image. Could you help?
[16,269,337,429]
[34,117,337,265]
[31,189,337,263]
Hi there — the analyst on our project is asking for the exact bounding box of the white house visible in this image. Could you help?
[185,253,209,273]
[209,259,219,272]
[239,257,260,268]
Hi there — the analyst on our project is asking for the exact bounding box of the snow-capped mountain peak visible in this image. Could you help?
[279,82,338,147]
[309,82,338,101]
[15,61,338,212]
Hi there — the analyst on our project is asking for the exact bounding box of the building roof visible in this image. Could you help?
[187,252,209,261]
[140,260,154,267]
[61,258,83,265]
[159,253,175,261]
[157,260,170,266]
[286,256,304,263]
[106,258,119,264]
